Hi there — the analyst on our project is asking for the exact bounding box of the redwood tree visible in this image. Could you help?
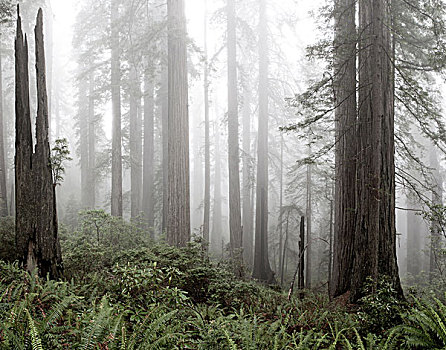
[227,0,243,265]
[203,0,210,248]
[167,0,190,246]
[0,35,7,217]
[252,0,274,283]
[330,0,357,299]
[111,0,123,217]
[351,0,402,300]
[142,72,155,230]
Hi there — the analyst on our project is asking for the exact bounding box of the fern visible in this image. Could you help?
[41,294,77,333]
[393,295,446,349]
[26,309,43,350]
[223,328,238,350]
[137,309,182,348]
[80,297,116,349]
[290,330,327,349]
[341,327,403,350]
[120,326,126,350]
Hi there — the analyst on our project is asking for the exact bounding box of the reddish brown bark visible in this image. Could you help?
[331,0,357,298]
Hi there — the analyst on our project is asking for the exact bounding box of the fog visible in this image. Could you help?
[1,0,446,292]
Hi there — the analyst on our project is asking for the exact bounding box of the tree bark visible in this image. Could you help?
[111,0,123,217]
[161,66,168,233]
[87,74,96,207]
[280,209,289,285]
[351,0,402,301]
[15,9,34,271]
[167,0,190,246]
[0,37,8,217]
[328,196,333,294]
[15,8,62,278]
[253,0,274,283]
[192,123,203,231]
[79,76,89,208]
[143,71,155,231]
[130,65,142,218]
[227,0,243,269]
[242,87,253,267]
[45,0,53,138]
[305,156,312,288]
[203,0,210,249]
[331,0,357,299]
[212,112,222,251]
[287,215,305,299]
[298,216,305,294]
[278,137,284,282]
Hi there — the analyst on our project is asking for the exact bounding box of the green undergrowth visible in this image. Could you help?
[0,215,444,349]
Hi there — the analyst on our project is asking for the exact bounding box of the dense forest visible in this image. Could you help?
[1,0,446,348]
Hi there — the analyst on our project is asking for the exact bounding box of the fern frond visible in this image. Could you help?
[80,297,114,350]
[41,295,76,332]
[26,309,43,350]
[223,328,238,350]
[120,326,126,350]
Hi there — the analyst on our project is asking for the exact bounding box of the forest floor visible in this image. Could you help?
[0,215,443,349]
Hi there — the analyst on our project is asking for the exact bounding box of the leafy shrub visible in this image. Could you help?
[356,276,407,334]
[0,213,427,349]
[0,217,18,262]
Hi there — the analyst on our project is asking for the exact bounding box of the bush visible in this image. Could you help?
[0,217,18,262]
[356,276,407,334]
[0,212,426,349]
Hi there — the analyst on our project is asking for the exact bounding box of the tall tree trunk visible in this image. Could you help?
[87,74,96,207]
[328,194,333,294]
[45,1,53,138]
[161,67,168,232]
[242,86,253,266]
[79,77,89,208]
[203,0,210,248]
[280,210,289,285]
[160,0,169,231]
[253,0,274,283]
[278,136,284,281]
[430,147,442,281]
[130,66,142,218]
[111,0,123,217]
[33,9,62,278]
[15,11,33,266]
[142,72,155,231]
[0,38,8,216]
[167,0,190,246]
[352,0,402,301]
[331,0,357,299]
[15,8,62,278]
[227,0,242,268]
[406,195,421,276]
[298,216,305,294]
[192,125,203,231]
[212,115,222,251]
[378,2,401,295]
[305,155,312,288]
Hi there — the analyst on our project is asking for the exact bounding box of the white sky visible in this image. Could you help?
[51,0,75,66]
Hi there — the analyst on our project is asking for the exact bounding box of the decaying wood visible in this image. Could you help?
[15,7,62,279]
